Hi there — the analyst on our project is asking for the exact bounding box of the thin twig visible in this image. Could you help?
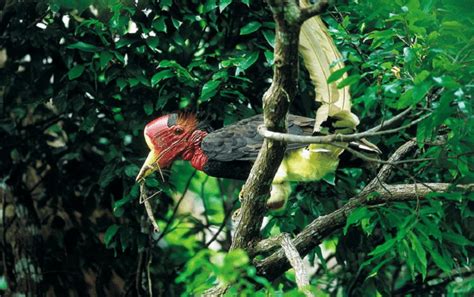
[365,107,412,133]
[140,182,161,233]
[258,112,431,144]
[146,245,153,297]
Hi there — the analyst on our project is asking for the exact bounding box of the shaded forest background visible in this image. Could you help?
[0,0,473,296]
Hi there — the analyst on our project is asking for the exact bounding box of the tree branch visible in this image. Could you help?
[299,0,330,23]
[229,0,303,252]
[205,1,330,294]
[280,233,314,297]
[257,111,431,144]
[254,182,473,279]
[363,139,417,191]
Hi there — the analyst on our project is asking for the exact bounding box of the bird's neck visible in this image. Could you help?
[181,130,208,171]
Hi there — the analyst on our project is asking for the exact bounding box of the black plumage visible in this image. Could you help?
[201,114,315,179]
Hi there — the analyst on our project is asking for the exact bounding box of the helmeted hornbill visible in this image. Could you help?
[136,113,379,210]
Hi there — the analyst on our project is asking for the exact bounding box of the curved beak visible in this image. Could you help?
[136,150,159,182]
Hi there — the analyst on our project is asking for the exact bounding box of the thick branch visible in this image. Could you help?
[229,0,303,251]
[254,182,474,279]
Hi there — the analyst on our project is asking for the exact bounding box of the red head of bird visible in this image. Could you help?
[136,113,207,182]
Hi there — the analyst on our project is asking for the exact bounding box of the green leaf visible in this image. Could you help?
[397,88,414,109]
[238,51,259,71]
[327,66,351,84]
[151,69,175,86]
[160,0,172,8]
[443,232,473,246]
[366,258,392,279]
[219,0,232,12]
[240,21,262,35]
[68,65,85,80]
[262,30,275,48]
[397,82,431,109]
[369,238,396,257]
[404,47,416,68]
[322,172,335,186]
[99,51,113,69]
[337,74,360,88]
[203,0,217,12]
[416,117,431,146]
[117,78,128,91]
[171,17,182,30]
[152,17,167,33]
[0,275,7,291]
[264,50,274,65]
[67,41,99,52]
[430,248,452,273]
[146,37,159,49]
[104,224,119,246]
[145,177,160,188]
[200,80,221,102]
[410,233,427,279]
[344,207,370,235]
[414,70,430,84]
[412,82,431,103]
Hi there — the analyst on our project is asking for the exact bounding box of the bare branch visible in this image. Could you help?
[364,139,417,191]
[140,182,162,233]
[254,233,286,254]
[258,112,431,144]
[280,233,314,297]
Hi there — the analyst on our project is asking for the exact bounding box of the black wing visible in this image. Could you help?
[201,114,314,162]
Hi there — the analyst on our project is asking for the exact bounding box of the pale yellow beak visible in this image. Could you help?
[136,150,159,182]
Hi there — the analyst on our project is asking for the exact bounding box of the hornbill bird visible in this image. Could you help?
[136,113,380,210]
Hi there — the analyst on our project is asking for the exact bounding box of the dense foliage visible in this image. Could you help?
[0,0,472,296]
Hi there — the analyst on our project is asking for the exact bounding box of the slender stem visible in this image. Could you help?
[258,112,431,144]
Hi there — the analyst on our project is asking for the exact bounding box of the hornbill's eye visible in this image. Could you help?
[175,127,184,135]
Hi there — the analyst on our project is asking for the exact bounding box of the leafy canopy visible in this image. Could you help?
[0,0,472,296]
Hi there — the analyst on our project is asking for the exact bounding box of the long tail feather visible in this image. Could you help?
[299,0,359,132]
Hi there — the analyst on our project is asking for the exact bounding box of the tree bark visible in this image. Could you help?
[229,0,302,252]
